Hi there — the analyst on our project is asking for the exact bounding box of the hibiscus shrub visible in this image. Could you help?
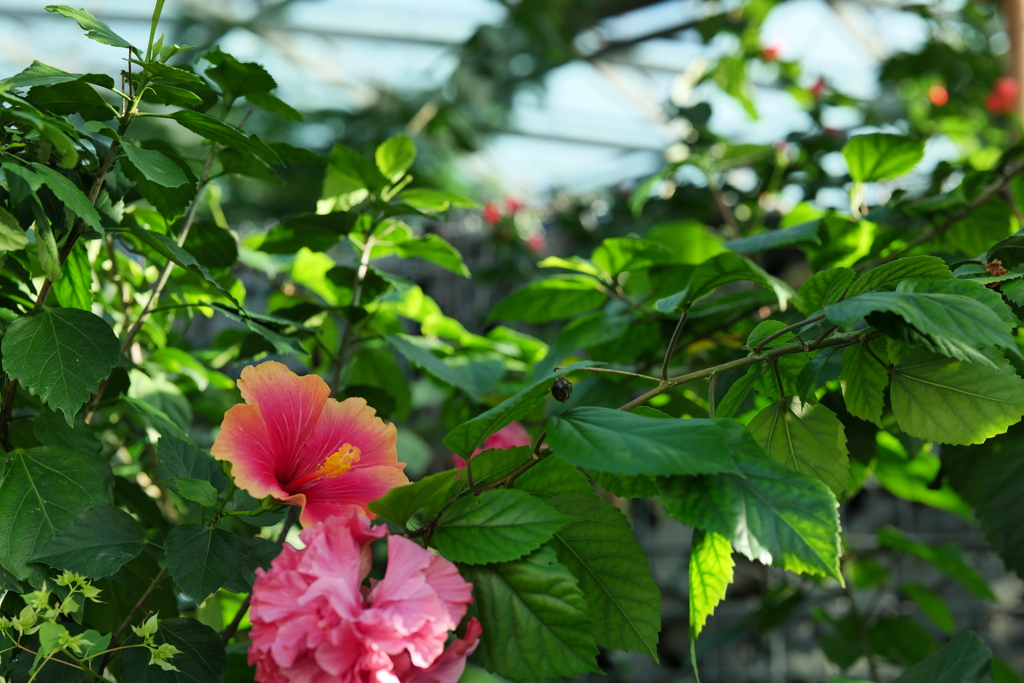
[0,3,1022,683]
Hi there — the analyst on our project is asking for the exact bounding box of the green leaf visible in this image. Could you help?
[898,277,1018,327]
[464,545,600,680]
[37,622,67,656]
[222,537,281,593]
[384,334,502,401]
[747,397,849,496]
[375,134,416,182]
[890,348,1024,446]
[443,361,601,457]
[168,110,281,166]
[246,91,303,121]
[169,478,219,507]
[688,529,734,640]
[546,407,738,476]
[34,506,145,578]
[394,234,470,277]
[28,79,117,121]
[165,525,246,603]
[29,162,104,231]
[45,5,133,48]
[716,367,759,419]
[128,228,237,302]
[33,412,101,457]
[589,471,658,498]
[156,437,227,499]
[795,267,854,315]
[316,143,388,212]
[724,220,821,254]
[658,420,842,581]
[489,275,607,323]
[902,584,954,634]
[51,242,92,310]
[892,630,992,683]
[656,251,792,312]
[847,255,954,298]
[826,291,1018,358]
[119,618,228,683]
[257,212,355,253]
[747,320,794,349]
[1,60,83,89]
[202,46,276,101]
[591,237,676,276]
[122,396,189,440]
[2,308,119,424]
[878,527,995,600]
[0,447,112,580]
[397,188,477,212]
[367,471,453,527]
[120,142,198,221]
[432,489,572,564]
[840,338,890,427]
[0,206,28,252]
[545,491,661,659]
[122,143,188,188]
[842,133,925,182]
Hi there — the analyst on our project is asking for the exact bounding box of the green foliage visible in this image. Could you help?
[164,526,246,603]
[688,530,733,642]
[842,133,925,182]
[34,506,146,579]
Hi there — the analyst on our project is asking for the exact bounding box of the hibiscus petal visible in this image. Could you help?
[211,403,289,501]
[297,397,400,475]
[236,362,331,484]
[297,466,409,527]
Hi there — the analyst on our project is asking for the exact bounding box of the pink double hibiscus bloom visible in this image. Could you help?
[212,362,408,527]
[248,512,481,683]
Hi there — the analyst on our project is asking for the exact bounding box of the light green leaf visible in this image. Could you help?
[489,275,607,323]
[29,162,104,231]
[840,338,890,427]
[747,320,794,349]
[689,529,734,640]
[659,419,842,581]
[367,471,454,528]
[168,478,219,507]
[45,5,133,48]
[847,255,953,298]
[375,134,416,182]
[122,143,188,188]
[656,251,792,313]
[842,133,925,182]
[545,491,661,659]
[892,630,991,683]
[465,546,601,680]
[897,277,1017,327]
[878,527,995,600]
[384,334,503,401]
[168,110,282,166]
[443,361,602,457]
[51,242,93,311]
[747,396,849,496]
[396,187,477,212]
[890,348,1024,446]
[165,525,245,603]
[0,206,28,252]
[547,407,737,476]
[902,584,954,634]
[591,237,676,276]
[394,234,470,277]
[433,489,572,564]
[724,220,821,253]
[826,291,1018,358]
[1,60,82,89]
[2,308,119,424]
[34,506,145,579]
[795,267,854,315]
[0,447,112,580]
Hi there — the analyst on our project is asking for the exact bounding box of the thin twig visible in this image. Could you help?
[861,340,893,374]
[555,366,661,382]
[97,566,169,673]
[708,374,717,419]
[754,312,826,354]
[662,308,689,381]
[809,324,839,350]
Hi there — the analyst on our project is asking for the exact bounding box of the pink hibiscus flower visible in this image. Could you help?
[249,512,481,683]
[211,362,408,527]
[452,420,532,470]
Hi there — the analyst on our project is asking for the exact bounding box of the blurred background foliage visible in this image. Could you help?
[3,0,1024,680]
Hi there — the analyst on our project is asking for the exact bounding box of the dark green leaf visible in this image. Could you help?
[878,527,995,600]
[127,228,236,301]
[29,162,104,231]
[202,46,276,100]
[28,79,116,121]
[725,221,821,253]
[847,255,954,298]
[122,395,189,440]
[902,584,954,634]
[183,221,237,269]
[656,251,791,312]
[589,471,658,498]
[169,478,219,507]
[367,471,454,527]
[898,277,1018,327]
[34,506,145,578]
[45,5,133,48]
[465,546,601,680]
[168,110,281,166]
[433,489,572,564]
[795,267,855,315]
[0,205,28,252]
[2,309,119,424]
[0,447,112,579]
[892,629,991,683]
[384,334,502,401]
[246,91,303,121]
[843,133,925,182]
[222,537,281,593]
[545,491,662,659]
[119,618,228,683]
[165,525,246,602]
[122,143,188,187]
[840,338,889,427]
[32,411,101,457]
[591,237,676,276]
[716,367,759,419]
[489,275,607,323]
[1,60,82,89]
[120,142,197,221]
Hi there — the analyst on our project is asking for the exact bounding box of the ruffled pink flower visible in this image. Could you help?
[248,512,481,683]
[452,421,532,470]
[212,362,408,527]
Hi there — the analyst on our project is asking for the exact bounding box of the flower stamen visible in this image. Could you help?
[289,444,361,488]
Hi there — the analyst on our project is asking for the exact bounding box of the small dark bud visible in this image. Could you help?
[551,376,573,403]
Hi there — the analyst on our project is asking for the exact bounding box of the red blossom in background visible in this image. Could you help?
[211,362,408,527]
[249,512,481,683]
[810,77,827,100]
[482,202,502,224]
[526,232,546,255]
[986,77,1019,115]
[452,421,532,470]
[760,40,783,62]
[929,84,949,107]
[503,196,524,213]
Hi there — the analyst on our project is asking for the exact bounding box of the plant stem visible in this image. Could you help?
[331,235,376,394]
[555,366,661,382]
[662,307,689,381]
[707,374,717,419]
[98,566,169,673]
[754,312,826,355]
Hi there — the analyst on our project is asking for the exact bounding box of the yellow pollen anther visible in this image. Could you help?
[314,444,361,480]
